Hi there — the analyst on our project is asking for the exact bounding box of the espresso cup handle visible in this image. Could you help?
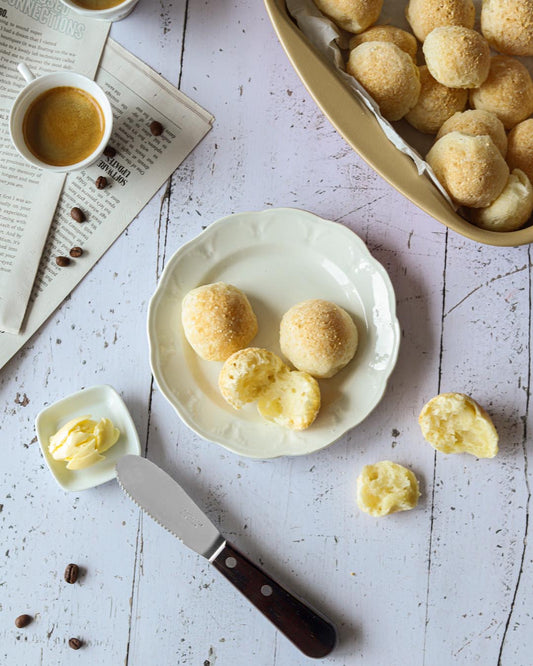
[18,63,36,84]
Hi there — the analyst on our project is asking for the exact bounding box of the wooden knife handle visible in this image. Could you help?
[211,541,337,658]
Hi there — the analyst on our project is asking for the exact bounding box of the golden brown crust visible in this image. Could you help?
[348,25,418,60]
[346,41,421,121]
[405,0,475,42]
[436,109,508,157]
[423,26,490,89]
[507,119,533,184]
[280,299,358,379]
[481,0,533,56]
[469,56,533,130]
[313,0,383,33]
[426,131,509,207]
[405,66,468,134]
[181,282,258,362]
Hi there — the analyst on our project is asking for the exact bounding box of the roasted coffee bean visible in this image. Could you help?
[55,256,70,267]
[70,207,86,223]
[15,614,32,628]
[68,638,83,650]
[103,145,116,158]
[69,247,83,258]
[64,563,79,583]
[95,176,108,190]
[150,120,163,136]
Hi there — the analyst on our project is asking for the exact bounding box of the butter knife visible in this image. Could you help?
[115,455,336,659]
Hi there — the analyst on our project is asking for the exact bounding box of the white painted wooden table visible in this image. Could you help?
[1,2,532,665]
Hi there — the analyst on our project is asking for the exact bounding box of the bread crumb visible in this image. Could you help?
[357,461,420,517]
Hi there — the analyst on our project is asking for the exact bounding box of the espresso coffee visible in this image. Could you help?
[22,86,105,167]
[71,0,125,8]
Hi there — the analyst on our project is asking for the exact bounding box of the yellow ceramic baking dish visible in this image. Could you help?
[264,0,533,247]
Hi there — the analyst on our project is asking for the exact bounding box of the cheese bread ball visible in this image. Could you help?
[481,0,533,56]
[423,26,490,89]
[419,393,499,458]
[426,131,509,207]
[507,119,533,184]
[469,169,533,232]
[436,109,507,157]
[181,282,258,362]
[469,56,533,130]
[280,299,358,379]
[405,0,475,43]
[356,461,421,517]
[346,42,421,121]
[313,0,383,34]
[405,66,468,135]
[348,25,418,61]
[218,348,321,430]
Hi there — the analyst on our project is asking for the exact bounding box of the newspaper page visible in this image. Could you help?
[0,0,110,334]
[0,39,214,369]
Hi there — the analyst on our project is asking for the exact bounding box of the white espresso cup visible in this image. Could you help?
[58,0,140,21]
[9,63,113,173]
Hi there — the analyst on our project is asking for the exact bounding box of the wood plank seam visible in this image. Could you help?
[123,7,189,660]
[422,227,448,665]
[496,247,532,665]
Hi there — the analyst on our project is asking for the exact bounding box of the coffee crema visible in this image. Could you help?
[70,0,125,8]
[23,86,105,167]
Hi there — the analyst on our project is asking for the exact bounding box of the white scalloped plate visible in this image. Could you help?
[147,208,400,458]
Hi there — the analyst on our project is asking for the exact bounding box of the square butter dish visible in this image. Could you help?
[35,385,141,492]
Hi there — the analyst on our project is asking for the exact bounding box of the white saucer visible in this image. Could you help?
[147,208,400,458]
[35,385,141,492]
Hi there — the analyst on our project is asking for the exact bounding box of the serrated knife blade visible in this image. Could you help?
[115,455,337,659]
[116,454,224,559]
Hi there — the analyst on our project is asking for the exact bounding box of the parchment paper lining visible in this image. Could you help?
[286,0,458,209]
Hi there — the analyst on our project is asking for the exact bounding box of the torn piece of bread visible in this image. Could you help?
[357,461,421,517]
[418,392,499,458]
[280,299,358,379]
[181,282,258,362]
[218,348,321,430]
[257,371,321,431]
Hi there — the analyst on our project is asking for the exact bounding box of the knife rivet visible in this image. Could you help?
[225,557,237,568]
[261,585,273,597]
